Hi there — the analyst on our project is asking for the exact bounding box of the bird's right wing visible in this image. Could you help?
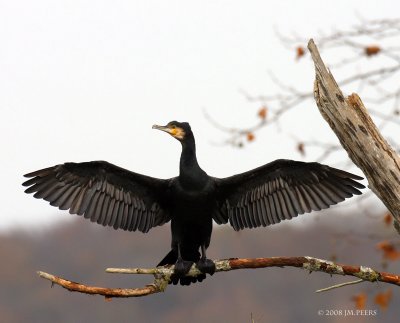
[212,159,365,230]
[23,161,171,233]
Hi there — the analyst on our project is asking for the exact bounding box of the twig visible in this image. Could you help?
[37,256,400,299]
[316,279,364,293]
[37,271,162,298]
[209,19,400,151]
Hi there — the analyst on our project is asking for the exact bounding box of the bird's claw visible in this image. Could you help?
[174,259,194,276]
[171,259,195,285]
[196,258,216,275]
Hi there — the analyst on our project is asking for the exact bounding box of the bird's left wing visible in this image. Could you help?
[212,159,365,231]
[23,161,171,233]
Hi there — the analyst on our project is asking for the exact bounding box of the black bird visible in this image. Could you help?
[23,121,365,285]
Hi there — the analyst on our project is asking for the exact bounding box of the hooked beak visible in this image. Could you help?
[153,123,185,140]
[152,124,171,134]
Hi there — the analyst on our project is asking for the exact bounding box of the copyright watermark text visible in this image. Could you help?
[317,309,377,317]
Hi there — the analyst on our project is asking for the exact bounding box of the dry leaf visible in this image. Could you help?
[376,241,400,261]
[383,213,393,227]
[297,142,305,156]
[352,293,367,310]
[247,132,255,142]
[365,45,381,56]
[374,289,392,311]
[296,46,305,59]
[258,106,268,120]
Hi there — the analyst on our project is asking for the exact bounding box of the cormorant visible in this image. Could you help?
[23,121,365,285]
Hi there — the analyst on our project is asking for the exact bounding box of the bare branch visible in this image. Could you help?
[37,256,400,299]
[37,271,163,298]
[316,279,364,293]
[209,19,400,153]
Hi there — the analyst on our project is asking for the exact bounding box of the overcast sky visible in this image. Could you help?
[1,0,398,231]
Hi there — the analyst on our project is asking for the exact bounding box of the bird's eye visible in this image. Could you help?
[171,125,176,129]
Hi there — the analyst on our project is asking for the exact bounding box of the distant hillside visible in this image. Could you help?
[1,209,398,323]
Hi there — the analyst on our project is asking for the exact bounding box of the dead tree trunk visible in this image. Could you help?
[308,39,400,231]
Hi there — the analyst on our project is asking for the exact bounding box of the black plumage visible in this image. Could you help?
[23,121,365,285]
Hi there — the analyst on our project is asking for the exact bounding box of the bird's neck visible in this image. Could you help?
[179,136,205,185]
[180,136,199,171]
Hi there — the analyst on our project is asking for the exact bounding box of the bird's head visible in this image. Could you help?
[152,121,192,142]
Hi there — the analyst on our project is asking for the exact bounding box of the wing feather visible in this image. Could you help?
[59,185,81,210]
[281,189,296,219]
[255,199,265,226]
[49,184,74,207]
[23,161,171,233]
[111,201,122,228]
[214,159,364,231]
[93,192,106,224]
[86,191,101,220]
[268,194,279,224]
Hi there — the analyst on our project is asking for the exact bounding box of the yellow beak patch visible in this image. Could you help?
[171,127,185,140]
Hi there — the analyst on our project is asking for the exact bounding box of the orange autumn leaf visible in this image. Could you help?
[247,132,255,142]
[352,293,367,310]
[383,213,393,227]
[296,46,305,59]
[297,142,305,156]
[376,241,400,261]
[374,289,392,311]
[365,45,381,57]
[258,106,268,120]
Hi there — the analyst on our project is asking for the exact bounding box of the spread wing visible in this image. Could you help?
[23,161,171,233]
[212,159,365,231]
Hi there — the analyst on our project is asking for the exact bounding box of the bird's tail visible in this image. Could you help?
[157,249,177,267]
[157,249,206,286]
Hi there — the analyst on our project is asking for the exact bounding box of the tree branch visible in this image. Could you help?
[315,279,364,293]
[211,19,400,157]
[37,256,400,298]
[37,271,162,298]
[308,39,400,229]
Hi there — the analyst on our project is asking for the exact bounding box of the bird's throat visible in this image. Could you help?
[180,140,199,171]
[179,138,206,187]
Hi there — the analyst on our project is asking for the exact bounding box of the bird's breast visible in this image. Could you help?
[167,178,216,216]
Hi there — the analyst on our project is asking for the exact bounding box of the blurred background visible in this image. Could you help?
[1,0,400,322]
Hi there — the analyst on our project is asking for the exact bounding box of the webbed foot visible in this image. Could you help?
[171,259,194,285]
[174,259,194,275]
[196,258,216,275]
